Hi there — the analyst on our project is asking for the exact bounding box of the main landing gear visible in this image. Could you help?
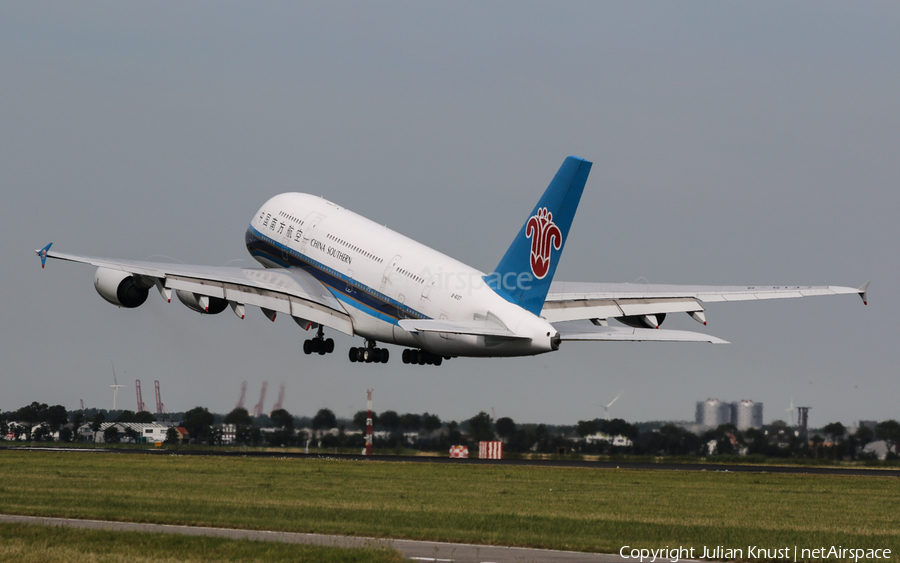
[401,348,446,366]
[349,340,389,364]
[344,341,451,366]
[303,326,334,355]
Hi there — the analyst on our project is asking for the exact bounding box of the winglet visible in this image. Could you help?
[857,281,870,306]
[36,243,53,268]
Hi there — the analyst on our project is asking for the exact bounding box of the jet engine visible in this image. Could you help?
[175,289,228,314]
[94,267,152,308]
[617,313,667,329]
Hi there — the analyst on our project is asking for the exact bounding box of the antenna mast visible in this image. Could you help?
[365,389,373,456]
[797,406,811,439]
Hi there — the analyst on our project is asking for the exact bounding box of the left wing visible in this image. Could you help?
[36,244,354,335]
[542,281,869,327]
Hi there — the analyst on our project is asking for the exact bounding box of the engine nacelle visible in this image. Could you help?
[617,313,667,329]
[94,268,151,308]
[175,289,228,314]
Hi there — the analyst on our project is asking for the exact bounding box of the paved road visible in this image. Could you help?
[0,514,628,563]
[5,445,896,477]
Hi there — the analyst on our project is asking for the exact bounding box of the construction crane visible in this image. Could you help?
[154,380,168,414]
[253,381,268,417]
[271,383,285,414]
[135,379,146,412]
[236,381,248,410]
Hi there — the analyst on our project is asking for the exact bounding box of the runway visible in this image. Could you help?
[0,514,627,563]
[2,445,898,476]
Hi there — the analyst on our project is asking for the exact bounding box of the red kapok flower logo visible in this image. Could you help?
[525,207,562,279]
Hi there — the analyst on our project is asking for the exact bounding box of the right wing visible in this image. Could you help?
[36,244,354,335]
[542,281,869,325]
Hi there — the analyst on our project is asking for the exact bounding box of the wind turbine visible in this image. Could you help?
[786,397,795,426]
[110,362,126,411]
[602,391,624,421]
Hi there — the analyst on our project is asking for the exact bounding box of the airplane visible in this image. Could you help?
[36,156,869,367]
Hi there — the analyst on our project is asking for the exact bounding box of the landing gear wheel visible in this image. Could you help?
[349,347,358,362]
[307,326,332,356]
[433,355,442,366]
[357,348,366,363]
[380,348,389,363]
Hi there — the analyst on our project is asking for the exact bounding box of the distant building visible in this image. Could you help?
[695,398,763,430]
[732,400,763,430]
[584,433,633,447]
[173,427,189,443]
[696,398,731,427]
[78,422,172,443]
[859,420,878,431]
[863,440,889,460]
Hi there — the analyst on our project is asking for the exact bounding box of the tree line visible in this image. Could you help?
[3,402,898,460]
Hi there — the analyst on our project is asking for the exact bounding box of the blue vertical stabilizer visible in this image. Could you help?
[486,156,592,315]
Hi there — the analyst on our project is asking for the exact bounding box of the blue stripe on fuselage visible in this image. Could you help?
[244,225,426,325]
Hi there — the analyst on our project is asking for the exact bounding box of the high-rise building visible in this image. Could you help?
[732,400,763,430]
[695,398,731,427]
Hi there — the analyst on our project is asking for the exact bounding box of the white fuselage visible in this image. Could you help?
[245,193,557,357]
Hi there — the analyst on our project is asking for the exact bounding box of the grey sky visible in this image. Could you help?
[2,2,897,426]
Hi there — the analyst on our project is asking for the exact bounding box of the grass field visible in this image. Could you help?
[0,522,402,563]
[0,450,898,556]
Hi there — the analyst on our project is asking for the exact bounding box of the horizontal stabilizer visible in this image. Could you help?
[398,319,530,339]
[553,321,728,344]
